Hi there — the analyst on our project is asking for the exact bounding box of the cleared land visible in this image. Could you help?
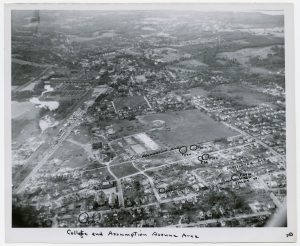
[210,83,272,106]
[134,133,160,151]
[12,114,40,143]
[178,59,207,68]
[113,95,149,111]
[134,150,183,170]
[12,58,51,67]
[187,87,208,97]
[67,32,117,42]
[12,63,45,86]
[216,45,283,66]
[108,118,148,140]
[152,47,191,63]
[69,125,91,144]
[12,101,39,119]
[113,133,160,156]
[110,162,139,178]
[131,144,146,154]
[141,109,238,147]
[53,141,90,168]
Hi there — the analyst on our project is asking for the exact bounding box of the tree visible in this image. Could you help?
[12,205,40,227]
[133,180,141,191]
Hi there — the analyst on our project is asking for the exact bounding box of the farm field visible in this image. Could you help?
[216,45,283,66]
[142,109,238,147]
[110,161,139,178]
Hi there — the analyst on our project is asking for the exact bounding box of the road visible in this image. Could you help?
[144,96,152,109]
[111,101,117,114]
[105,141,271,210]
[117,142,253,181]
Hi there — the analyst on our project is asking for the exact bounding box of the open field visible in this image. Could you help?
[12,116,41,144]
[69,125,91,144]
[142,109,238,147]
[134,133,160,151]
[108,118,148,140]
[53,141,90,168]
[134,150,183,170]
[178,59,207,68]
[210,83,272,106]
[67,31,117,42]
[12,101,39,119]
[111,132,162,160]
[12,58,51,67]
[152,47,191,63]
[122,132,160,153]
[110,162,139,178]
[112,132,160,155]
[216,45,283,66]
[131,144,146,154]
[113,95,149,111]
[83,166,115,181]
[167,66,195,74]
[12,63,45,86]
[187,87,208,97]
[20,81,38,91]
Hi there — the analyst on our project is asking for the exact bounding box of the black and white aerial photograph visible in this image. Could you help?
[10,4,288,229]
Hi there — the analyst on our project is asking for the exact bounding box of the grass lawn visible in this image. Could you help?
[210,83,272,106]
[108,118,148,140]
[142,109,238,147]
[54,141,89,168]
[110,162,139,178]
[69,125,91,144]
[113,95,148,110]
[187,87,208,97]
[216,45,280,66]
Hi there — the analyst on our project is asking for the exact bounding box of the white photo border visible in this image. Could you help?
[4,2,297,243]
